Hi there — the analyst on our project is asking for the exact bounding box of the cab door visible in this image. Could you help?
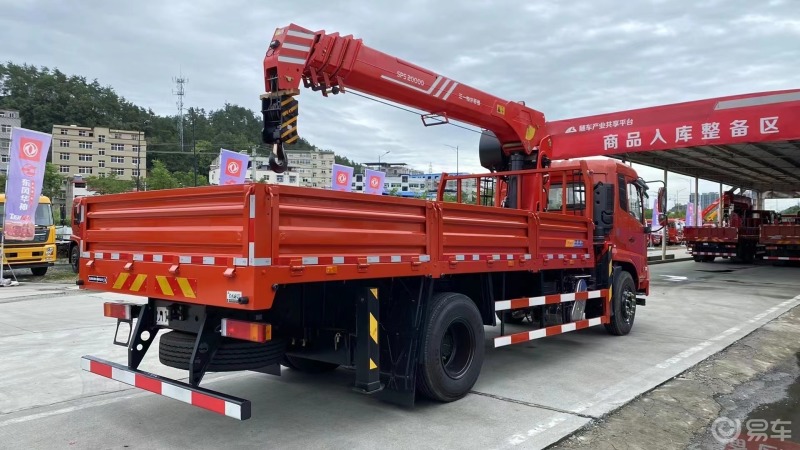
[615,175,648,284]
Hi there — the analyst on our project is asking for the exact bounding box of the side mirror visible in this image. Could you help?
[656,187,667,226]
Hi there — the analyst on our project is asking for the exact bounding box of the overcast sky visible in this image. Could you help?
[3,0,799,208]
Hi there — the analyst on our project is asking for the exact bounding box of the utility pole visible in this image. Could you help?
[444,144,459,174]
[173,74,187,152]
[191,108,197,186]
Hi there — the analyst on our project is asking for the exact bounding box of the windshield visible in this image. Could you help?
[0,202,54,227]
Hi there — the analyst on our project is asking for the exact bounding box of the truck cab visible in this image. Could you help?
[548,159,650,296]
[0,194,57,276]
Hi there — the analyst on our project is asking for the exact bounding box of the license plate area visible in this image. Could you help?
[155,306,170,326]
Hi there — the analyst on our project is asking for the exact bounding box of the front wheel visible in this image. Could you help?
[417,292,485,402]
[604,270,637,336]
[31,267,48,276]
[70,245,80,273]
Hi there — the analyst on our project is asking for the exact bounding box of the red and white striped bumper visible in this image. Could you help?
[495,289,608,311]
[765,256,800,261]
[691,251,735,257]
[494,317,608,347]
[81,355,251,420]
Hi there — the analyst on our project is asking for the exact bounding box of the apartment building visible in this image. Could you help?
[50,125,147,181]
[286,148,335,188]
[0,109,22,174]
[210,147,335,189]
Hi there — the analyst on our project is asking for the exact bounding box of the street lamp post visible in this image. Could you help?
[137,119,149,191]
[378,150,390,166]
[444,144,459,174]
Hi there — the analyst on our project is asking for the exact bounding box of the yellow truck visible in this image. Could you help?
[0,194,57,275]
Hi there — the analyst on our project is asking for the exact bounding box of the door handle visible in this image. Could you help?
[629,237,635,243]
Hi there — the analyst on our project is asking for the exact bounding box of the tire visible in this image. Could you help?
[31,267,48,276]
[604,270,636,336]
[693,255,703,262]
[70,245,80,274]
[281,355,339,373]
[416,292,485,402]
[159,330,287,372]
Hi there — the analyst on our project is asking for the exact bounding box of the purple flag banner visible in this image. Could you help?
[218,149,249,185]
[652,193,660,226]
[686,203,694,227]
[4,127,52,241]
[331,164,353,192]
[363,169,385,195]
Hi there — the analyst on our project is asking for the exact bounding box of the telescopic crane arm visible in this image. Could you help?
[261,23,551,175]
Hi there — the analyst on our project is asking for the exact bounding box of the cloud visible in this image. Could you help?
[2,0,797,193]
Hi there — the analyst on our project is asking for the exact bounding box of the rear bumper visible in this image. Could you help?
[81,355,251,420]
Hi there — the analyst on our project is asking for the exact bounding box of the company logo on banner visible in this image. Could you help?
[4,127,52,241]
[218,149,249,185]
[364,169,385,195]
[331,164,353,192]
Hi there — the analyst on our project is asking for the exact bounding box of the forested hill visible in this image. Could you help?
[0,62,361,176]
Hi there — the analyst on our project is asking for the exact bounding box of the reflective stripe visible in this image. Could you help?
[277,55,307,65]
[281,42,311,52]
[286,29,315,40]
[442,82,459,100]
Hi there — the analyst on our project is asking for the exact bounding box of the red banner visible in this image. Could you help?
[547,89,800,160]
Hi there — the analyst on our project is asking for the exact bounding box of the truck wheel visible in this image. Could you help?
[70,246,80,274]
[417,292,484,402]
[281,355,339,373]
[159,331,287,372]
[693,255,703,262]
[31,267,48,276]
[604,270,636,336]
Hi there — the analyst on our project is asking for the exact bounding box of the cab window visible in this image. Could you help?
[627,182,644,222]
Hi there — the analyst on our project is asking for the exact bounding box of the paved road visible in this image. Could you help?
[0,261,798,449]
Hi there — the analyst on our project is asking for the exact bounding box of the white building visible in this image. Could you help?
[0,109,22,174]
[352,172,476,199]
[208,153,301,186]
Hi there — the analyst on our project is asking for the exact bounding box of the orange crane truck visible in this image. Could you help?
[684,191,775,263]
[76,23,653,420]
[761,213,800,263]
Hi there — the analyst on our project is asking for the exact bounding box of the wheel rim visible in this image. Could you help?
[621,285,636,324]
[71,249,79,271]
[440,319,474,379]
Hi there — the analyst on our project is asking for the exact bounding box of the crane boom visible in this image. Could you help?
[260,23,550,175]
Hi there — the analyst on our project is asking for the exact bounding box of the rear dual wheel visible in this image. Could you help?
[417,292,485,402]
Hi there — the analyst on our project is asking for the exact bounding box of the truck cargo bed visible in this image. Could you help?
[78,184,595,310]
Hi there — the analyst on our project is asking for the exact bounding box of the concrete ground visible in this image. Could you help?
[0,260,798,449]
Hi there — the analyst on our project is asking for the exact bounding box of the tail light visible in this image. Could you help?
[221,319,272,343]
[103,302,136,320]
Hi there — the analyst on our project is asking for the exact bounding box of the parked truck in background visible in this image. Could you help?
[761,213,800,263]
[684,191,776,263]
[0,193,57,276]
[74,23,653,420]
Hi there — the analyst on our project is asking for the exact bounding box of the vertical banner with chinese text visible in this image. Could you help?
[218,149,249,185]
[4,127,52,241]
[364,169,385,195]
[331,164,353,192]
[686,203,695,228]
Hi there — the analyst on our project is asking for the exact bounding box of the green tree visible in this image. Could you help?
[146,160,179,190]
[42,163,64,200]
[84,172,135,194]
[0,163,63,200]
